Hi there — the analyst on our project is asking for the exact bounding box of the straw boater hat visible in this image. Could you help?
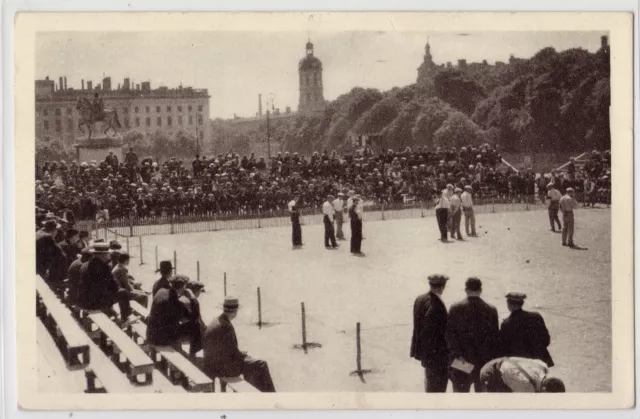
[89,242,111,254]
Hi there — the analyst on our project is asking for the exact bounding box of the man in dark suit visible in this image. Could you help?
[36,220,62,279]
[203,297,276,392]
[67,248,91,305]
[152,261,173,298]
[499,293,554,367]
[410,274,449,392]
[58,228,80,270]
[446,277,500,392]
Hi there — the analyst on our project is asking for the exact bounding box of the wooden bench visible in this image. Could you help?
[87,312,155,385]
[130,300,150,319]
[218,376,260,393]
[126,321,213,393]
[35,276,90,367]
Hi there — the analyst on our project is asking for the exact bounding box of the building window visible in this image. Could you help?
[56,120,61,132]
[167,106,171,112]
[135,106,139,113]
[124,107,129,114]
[146,117,151,127]
[135,117,140,127]
[44,120,49,130]
[55,108,61,116]
[146,106,150,113]
[124,117,130,128]
[198,105,203,112]
[177,106,182,112]
[188,115,193,125]
[178,116,183,125]
[167,117,172,126]
[157,117,161,126]
[67,119,73,130]
[188,105,192,112]
[156,106,161,112]
[198,115,203,125]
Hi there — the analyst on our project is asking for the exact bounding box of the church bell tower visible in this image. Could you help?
[298,38,325,115]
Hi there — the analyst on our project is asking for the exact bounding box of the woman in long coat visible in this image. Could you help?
[349,196,363,255]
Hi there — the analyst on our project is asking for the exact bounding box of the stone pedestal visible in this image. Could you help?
[74,136,123,163]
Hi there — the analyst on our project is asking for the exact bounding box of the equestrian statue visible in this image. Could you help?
[76,93,121,140]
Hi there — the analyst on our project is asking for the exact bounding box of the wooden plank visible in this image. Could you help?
[130,300,150,319]
[87,312,154,381]
[152,346,213,393]
[219,376,260,393]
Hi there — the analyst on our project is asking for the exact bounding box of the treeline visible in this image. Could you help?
[275,45,610,155]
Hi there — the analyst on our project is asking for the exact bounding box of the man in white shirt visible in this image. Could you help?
[460,185,477,237]
[449,188,463,240]
[445,184,455,236]
[559,187,579,247]
[479,357,565,393]
[322,195,338,249]
[333,193,346,240]
[546,183,562,232]
[435,189,450,242]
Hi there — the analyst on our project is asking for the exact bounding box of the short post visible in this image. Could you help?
[491,198,496,213]
[355,322,362,372]
[196,261,200,282]
[381,203,385,221]
[224,272,227,297]
[301,302,307,348]
[257,208,261,229]
[138,236,144,265]
[173,250,177,274]
[420,201,425,218]
[155,245,158,271]
[257,287,262,328]
[129,216,134,237]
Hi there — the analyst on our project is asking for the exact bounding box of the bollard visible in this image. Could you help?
[381,203,385,221]
[421,202,425,218]
[224,272,227,297]
[491,199,496,213]
[257,287,262,328]
[173,251,177,274]
[155,245,158,271]
[301,302,307,348]
[139,236,144,265]
[197,261,200,282]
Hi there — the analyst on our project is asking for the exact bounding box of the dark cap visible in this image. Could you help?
[109,240,122,250]
[170,274,189,286]
[428,274,449,286]
[505,292,527,303]
[465,277,482,291]
[156,260,173,274]
[223,296,240,311]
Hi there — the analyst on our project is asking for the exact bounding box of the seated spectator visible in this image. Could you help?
[152,260,173,298]
[36,220,63,280]
[77,242,138,327]
[108,240,122,269]
[58,228,80,270]
[112,252,150,308]
[67,247,91,305]
[203,296,276,392]
[146,275,202,355]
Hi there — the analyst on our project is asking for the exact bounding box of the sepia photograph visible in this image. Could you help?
[12,12,634,410]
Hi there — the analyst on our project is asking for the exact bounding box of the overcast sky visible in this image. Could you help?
[36,31,607,119]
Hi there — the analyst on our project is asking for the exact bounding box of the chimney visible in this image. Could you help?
[81,79,85,90]
[601,35,608,49]
[64,76,67,90]
[124,77,130,90]
[258,94,263,116]
[59,77,64,91]
[87,80,93,91]
[102,76,111,91]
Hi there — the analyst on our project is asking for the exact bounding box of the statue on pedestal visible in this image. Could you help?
[76,93,122,140]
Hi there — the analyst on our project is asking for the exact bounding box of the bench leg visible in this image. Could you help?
[220,379,228,393]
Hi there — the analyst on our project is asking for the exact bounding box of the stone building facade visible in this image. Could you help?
[298,40,325,115]
[35,76,210,146]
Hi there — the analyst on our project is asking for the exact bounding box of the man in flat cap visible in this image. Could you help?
[410,275,449,392]
[446,277,500,392]
[479,356,565,393]
[559,187,579,247]
[322,194,338,249]
[499,293,554,367]
[203,296,276,392]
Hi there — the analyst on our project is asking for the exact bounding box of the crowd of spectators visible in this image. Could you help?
[35,144,611,222]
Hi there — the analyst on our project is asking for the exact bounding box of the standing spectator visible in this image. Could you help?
[446,277,500,393]
[333,192,346,240]
[499,293,554,367]
[36,220,63,280]
[288,195,303,248]
[546,184,562,232]
[410,275,449,393]
[349,195,363,256]
[58,228,80,270]
[435,189,450,243]
[559,188,579,247]
[203,297,277,392]
[67,248,91,305]
[322,195,338,249]
[152,261,174,298]
[105,151,119,168]
[460,185,477,237]
[449,188,463,241]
